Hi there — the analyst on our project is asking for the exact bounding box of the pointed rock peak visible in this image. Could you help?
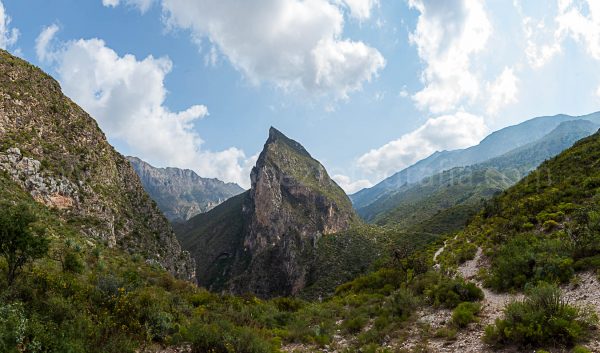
[266,126,311,158]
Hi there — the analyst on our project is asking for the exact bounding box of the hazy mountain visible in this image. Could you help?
[362,119,599,233]
[351,112,600,211]
[127,156,244,222]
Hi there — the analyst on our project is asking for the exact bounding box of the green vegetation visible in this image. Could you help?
[0,169,489,352]
[438,132,600,293]
[451,302,481,328]
[0,203,49,285]
[484,283,597,348]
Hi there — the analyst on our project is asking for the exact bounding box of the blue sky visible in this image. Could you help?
[1,0,600,191]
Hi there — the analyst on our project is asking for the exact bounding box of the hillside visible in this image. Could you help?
[177,127,358,297]
[0,50,193,279]
[359,119,600,236]
[352,112,600,212]
[127,156,244,222]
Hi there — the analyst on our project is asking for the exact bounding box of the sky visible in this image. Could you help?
[1,0,600,192]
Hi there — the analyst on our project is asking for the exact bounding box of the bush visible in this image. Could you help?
[412,272,483,308]
[386,288,420,320]
[452,302,480,328]
[342,315,368,334]
[486,235,575,291]
[63,251,84,274]
[187,320,276,353]
[573,346,592,353]
[483,283,597,348]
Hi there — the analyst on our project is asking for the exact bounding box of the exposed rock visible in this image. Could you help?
[177,127,357,297]
[0,147,79,210]
[0,49,194,280]
[127,156,244,222]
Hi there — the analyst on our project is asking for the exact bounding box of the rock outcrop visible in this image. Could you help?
[177,127,357,297]
[0,49,194,280]
[127,156,244,222]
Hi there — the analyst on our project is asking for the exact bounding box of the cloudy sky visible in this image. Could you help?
[2,0,600,192]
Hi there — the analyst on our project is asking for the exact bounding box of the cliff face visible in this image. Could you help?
[177,127,357,297]
[127,156,244,222]
[0,50,194,280]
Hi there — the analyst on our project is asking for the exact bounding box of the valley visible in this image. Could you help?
[1,48,600,353]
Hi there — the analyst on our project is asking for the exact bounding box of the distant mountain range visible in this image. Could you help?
[127,157,244,222]
[351,112,600,211]
[352,113,600,231]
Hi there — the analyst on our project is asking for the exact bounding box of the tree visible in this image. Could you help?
[0,202,49,285]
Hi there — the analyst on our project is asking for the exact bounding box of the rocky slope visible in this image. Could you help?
[127,156,244,222]
[0,49,194,279]
[177,127,357,297]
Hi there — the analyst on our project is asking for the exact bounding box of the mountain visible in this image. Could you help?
[176,127,358,297]
[127,156,244,222]
[0,49,194,279]
[352,112,600,211]
[361,119,600,233]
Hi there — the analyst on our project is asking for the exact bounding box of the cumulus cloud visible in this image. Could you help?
[357,112,488,179]
[486,67,519,115]
[408,0,491,114]
[36,26,254,188]
[102,0,154,13]
[332,174,373,194]
[159,0,385,99]
[0,1,19,50]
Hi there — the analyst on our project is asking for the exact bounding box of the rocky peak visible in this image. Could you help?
[177,127,357,297]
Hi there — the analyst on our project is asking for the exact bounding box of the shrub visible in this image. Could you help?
[342,315,368,334]
[63,251,84,274]
[434,327,457,341]
[187,320,276,353]
[0,203,49,285]
[486,235,575,291]
[386,288,420,320]
[452,302,481,328]
[483,283,597,348]
[412,272,483,308]
[573,346,592,353]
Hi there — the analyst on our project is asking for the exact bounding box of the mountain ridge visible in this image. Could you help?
[0,49,194,279]
[352,112,600,211]
[127,156,244,222]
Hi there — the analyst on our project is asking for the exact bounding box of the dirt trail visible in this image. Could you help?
[283,247,600,352]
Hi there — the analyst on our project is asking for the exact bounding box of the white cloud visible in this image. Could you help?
[596,85,600,99]
[0,1,19,50]
[35,24,59,62]
[522,15,563,69]
[332,174,373,194]
[159,0,385,99]
[36,26,253,188]
[556,0,600,60]
[340,0,379,21]
[357,112,488,179]
[486,67,519,115]
[409,0,491,114]
[102,0,154,13]
[204,45,219,67]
